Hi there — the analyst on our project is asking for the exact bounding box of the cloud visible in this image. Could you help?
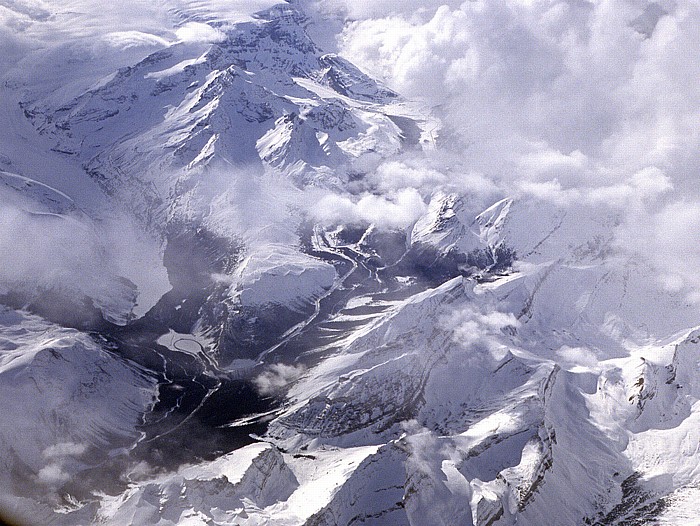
[175,22,226,43]
[42,442,88,459]
[364,156,499,197]
[0,204,103,289]
[371,160,447,193]
[0,180,168,323]
[518,166,672,208]
[334,0,700,210]
[253,363,306,395]
[313,0,463,21]
[617,200,700,301]
[4,0,700,308]
[556,346,599,368]
[311,187,427,229]
[0,0,279,88]
[0,0,51,21]
[37,464,70,486]
[518,148,588,182]
[334,0,700,296]
[587,166,672,207]
[101,31,170,51]
[440,305,520,355]
[37,442,88,486]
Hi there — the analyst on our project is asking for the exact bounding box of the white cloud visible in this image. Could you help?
[42,442,88,459]
[556,346,599,368]
[518,179,578,207]
[37,441,88,486]
[317,0,463,21]
[312,187,427,229]
[371,160,447,193]
[441,305,520,353]
[518,148,588,182]
[4,0,700,301]
[101,31,170,51]
[335,0,700,206]
[319,0,700,298]
[175,22,226,43]
[617,200,700,301]
[518,166,671,209]
[0,183,168,321]
[364,156,499,198]
[0,0,281,89]
[37,464,70,485]
[254,363,306,395]
[630,166,673,197]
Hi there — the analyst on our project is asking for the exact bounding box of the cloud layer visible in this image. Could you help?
[325,0,700,298]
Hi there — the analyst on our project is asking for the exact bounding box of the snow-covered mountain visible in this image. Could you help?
[20,3,429,225]
[1,1,699,525]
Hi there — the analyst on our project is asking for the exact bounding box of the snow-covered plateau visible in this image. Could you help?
[0,1,699,525]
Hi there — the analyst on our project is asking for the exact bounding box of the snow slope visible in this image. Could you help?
[18,3,429,229]
[0,307,157,524]
[68,198,700,526]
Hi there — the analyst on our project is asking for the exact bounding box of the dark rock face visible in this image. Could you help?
[147,226,242,333]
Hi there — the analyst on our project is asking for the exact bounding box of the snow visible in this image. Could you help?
[96,442,298,526]
[0,308,158,523]
[231,244,336,309]
[157,329,213,357]
[144,56,207,80]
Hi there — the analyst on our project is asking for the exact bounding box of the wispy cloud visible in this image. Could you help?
[254,363,306,395]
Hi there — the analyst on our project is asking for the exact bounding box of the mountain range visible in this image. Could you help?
[0,1,698,525]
